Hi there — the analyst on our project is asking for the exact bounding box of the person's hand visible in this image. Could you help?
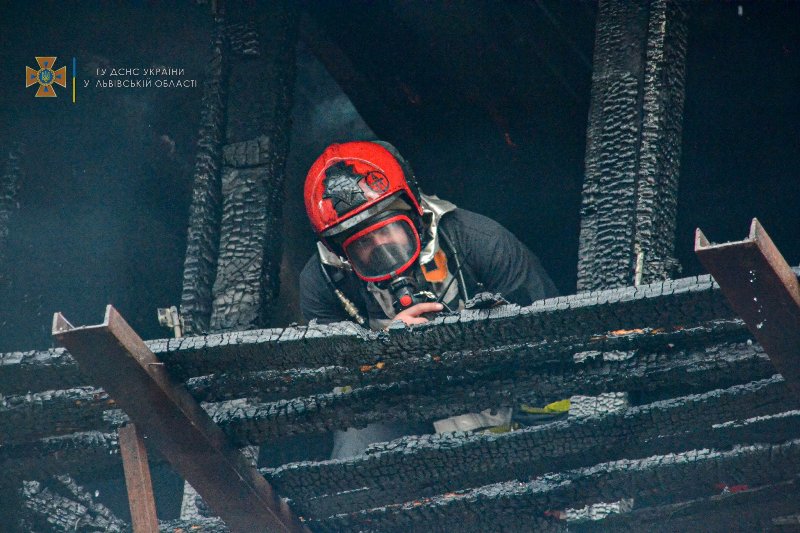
[393,302,444,325]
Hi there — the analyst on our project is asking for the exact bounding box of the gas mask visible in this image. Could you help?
[339,212,436,313]
[384,273,438,314]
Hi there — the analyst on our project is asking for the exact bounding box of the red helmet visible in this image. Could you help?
[305,141,424,281]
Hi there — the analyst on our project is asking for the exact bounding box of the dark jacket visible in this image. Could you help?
[300,208,557,324]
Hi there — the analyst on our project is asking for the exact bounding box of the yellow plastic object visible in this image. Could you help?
[519,398,571,415]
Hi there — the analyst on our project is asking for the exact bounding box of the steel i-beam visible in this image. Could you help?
[695,218,800,398]
[52,305,308,533]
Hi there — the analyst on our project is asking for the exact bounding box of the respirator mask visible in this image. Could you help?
[340,212,436,313]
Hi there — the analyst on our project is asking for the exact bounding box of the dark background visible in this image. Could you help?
[1,0,798,521]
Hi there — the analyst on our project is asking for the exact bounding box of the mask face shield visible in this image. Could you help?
[341,214,421,282]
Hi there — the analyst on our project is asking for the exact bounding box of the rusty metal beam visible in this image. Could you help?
[52,305,308,533]
[119,424,159,533]
[695,218,800,397]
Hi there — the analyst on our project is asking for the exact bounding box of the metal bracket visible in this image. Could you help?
[695,218,800,398]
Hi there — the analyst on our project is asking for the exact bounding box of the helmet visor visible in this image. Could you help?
[342,215,421,282]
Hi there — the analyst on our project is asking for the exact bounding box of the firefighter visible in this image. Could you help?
[299,140,558,458]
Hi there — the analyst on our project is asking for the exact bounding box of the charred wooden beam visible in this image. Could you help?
[573,478,800,532]
[207,336,776,444]
[180,17,229,336]
[0,431,121,480]
[52,306,308,533]
[0,331,778,445]
[187,319,756,405]
[696,218,800,397]
[0,348,85,396]
[0,387,121,445]
[159,518,229,532]
[2,272,769,390]
[156,273,741,377]
[20,475,127,532]
[313,438,800,532]
[264,377,796,518]
[210,1,298,331]
[578,0,687,291]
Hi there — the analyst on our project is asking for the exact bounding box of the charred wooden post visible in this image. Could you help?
[210,1,298,331]
[577,0,687,291]
[180,17,230,336]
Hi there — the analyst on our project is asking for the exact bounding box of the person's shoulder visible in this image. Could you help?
[299,253,323,287]
[441,207,506,238]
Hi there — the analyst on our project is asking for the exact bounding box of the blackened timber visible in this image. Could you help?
[0,431,121,479]
[265,377,795,518]
[0,348,85,396]
[52,306,308,533]
[299,409,800,520]
[210,2,297,331]
[159,518,229,532]
[634,0,687,284]
[180,18,229,336]
[573,479,800,533]
[155,273,743,376]
[190,319,753,404]
[0,387,121,445]
[0,334,778,444]
[313,438,800,532]
[2,272,778,385]
[696,218,800,397]
[207,337,776,444]
[0,318,761,404]
[578,0,687,291]
[21,476,127,532]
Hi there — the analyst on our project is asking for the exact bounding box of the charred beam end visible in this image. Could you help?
[0,431,121,480]
[0,348,85,397]
[696,218,800,397]
[52,306,308,533]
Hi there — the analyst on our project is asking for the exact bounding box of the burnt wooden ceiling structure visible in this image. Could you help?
[2,0,800,532]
